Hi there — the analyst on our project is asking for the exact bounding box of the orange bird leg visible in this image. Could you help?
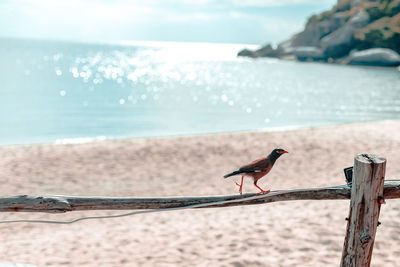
[254,181,270,195]
[235,176,244,195]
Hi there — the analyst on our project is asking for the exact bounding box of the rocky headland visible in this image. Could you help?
[238,0,400,67]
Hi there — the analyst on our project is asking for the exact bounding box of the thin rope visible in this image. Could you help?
[0,185,351,225]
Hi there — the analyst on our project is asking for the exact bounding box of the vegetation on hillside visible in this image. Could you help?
[304,0,400,53]
[354,13,400,52]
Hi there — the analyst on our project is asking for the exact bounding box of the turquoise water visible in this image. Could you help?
[1,38,399,146]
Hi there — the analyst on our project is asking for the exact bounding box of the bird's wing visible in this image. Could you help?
[238,157,271,173]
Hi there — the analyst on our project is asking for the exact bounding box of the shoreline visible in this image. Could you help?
[239,53,400,71]
[2,119,399,148]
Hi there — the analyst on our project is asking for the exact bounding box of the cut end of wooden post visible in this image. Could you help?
[356,154,386,165]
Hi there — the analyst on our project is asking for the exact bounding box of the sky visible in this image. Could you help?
[0,0,337,45]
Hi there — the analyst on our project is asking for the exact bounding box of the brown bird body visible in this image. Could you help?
[224,148,288,195]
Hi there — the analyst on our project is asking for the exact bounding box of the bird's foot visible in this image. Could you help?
[256,189,270,195]
[235,176,244,195]
[235,182,243,195]
[254,183,269,195]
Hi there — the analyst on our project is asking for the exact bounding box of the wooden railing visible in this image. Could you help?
[0,153,398,267]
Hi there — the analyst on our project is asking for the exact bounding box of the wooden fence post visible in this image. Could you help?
[340,154,386,267]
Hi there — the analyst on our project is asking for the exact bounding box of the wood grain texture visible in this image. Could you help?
[340,154,386,267]
[0,179,398,213]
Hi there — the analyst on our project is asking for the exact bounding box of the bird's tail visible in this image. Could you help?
[223,170,242,178]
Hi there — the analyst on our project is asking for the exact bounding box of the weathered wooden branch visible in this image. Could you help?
[341,154,386,267]
[0,180,399,213]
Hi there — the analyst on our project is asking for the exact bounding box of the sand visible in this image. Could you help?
[1,120,400,267]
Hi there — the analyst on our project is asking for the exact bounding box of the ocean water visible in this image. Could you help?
[0,38,399,146]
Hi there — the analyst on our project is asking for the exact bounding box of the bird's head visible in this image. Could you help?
[273,148,289,155]
[270,148,289,161]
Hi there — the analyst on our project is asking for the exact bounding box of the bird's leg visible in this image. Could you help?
[235,176,244,195]
[254,181,270,195]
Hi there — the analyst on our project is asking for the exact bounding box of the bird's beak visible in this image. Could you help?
[283,150,289,154]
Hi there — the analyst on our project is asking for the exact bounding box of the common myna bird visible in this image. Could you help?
[223,148,288,195]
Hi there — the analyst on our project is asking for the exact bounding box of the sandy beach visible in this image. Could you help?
[1,120,400,267]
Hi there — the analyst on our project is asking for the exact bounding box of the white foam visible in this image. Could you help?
[54,136,107,145]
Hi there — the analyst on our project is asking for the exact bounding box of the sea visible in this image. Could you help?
[1,38,399,146]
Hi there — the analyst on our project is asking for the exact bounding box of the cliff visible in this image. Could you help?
[238,0,400,67]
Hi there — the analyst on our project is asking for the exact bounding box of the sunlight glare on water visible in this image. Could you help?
[0,38,399,145]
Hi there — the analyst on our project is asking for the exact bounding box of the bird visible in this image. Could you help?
[223,148,288,195]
